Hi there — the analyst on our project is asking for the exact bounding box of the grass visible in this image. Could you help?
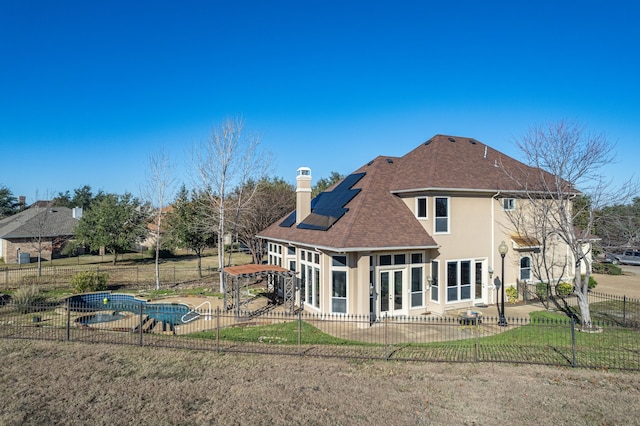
[181,310,640,369]
[190,320,369,346]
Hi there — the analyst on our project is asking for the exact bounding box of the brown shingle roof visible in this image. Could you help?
[390,135,559,193]
[258,134,571,251]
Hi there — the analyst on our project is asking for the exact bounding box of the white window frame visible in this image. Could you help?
[434,197,450,234]
[446,259,473,303]
[268,243,282,267]
[503,198,516,211]
[430,260,439,302]
[331,255,348,314]
[520,256,532,282]
[300,249,321,310]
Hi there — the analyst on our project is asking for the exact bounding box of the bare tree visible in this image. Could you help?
[142,147,176,290]
[192,117,270,291]
[508,120,638,329]
[235,177,296,264]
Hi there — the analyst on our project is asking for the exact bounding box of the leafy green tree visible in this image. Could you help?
[74,193,150,265]
[165,185,217,278]
[0,185,19,218]
[53,185,101,209]
[312,171,344,197]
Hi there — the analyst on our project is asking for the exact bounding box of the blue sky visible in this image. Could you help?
[1,0,639,204]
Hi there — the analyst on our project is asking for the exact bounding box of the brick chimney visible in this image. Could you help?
[296,167,312,224]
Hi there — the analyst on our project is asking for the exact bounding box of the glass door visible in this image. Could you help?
[380,270,405,316]
[474,261,483,301]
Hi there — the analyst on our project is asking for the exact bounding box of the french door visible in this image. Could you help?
[380,270,405,316]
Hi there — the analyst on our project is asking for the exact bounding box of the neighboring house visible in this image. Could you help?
[0,201,82,264]
[258,135,586,317]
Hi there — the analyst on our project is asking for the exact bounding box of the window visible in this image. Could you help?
[435,197,449,233]
[331,255,348,313]
[268,243,282,266]
[332,255,347,267]
[300,249,320,309]
[447,262,458,302]
[379,253,411,266]
[394,254,406,265]
[416,197,427,218]
[331,271,347,313]
[410,266,423,308]
[503,198,516,211]
[446,260,473,302]
[430,260,439,302]
[520,256,531,282]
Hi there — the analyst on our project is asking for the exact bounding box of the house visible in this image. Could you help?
[0,201,82,264]
[258,135,583,317]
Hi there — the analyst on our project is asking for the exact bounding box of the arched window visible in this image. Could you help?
[520,257,531,282]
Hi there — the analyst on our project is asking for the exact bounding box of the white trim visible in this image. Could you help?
[255,237,440,253]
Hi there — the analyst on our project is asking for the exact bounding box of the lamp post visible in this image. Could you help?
[498,240,508,326]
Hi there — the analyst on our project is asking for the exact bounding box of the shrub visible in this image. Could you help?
[145,246,175,259]
[61,240,81,257]
[556,282,574,296]
[13,286,46,314]
[578,275,598,291]
[505,286,518,303]
[592,262,622,275]
[535,282,549,300]
[71,271,109,293]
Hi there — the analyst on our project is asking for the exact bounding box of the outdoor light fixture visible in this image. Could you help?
[498,240,509,326]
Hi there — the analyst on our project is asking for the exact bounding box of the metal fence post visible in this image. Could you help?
[66,299,71,341]
[139,303,144,346]
[571,317,577,368]
[297,309,302,351]
[474,318,479,363]
[623,296,627,326]
[215,306,220,353]
[384,314,388,348]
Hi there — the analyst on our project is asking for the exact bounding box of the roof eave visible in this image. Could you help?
[256,235,440,253]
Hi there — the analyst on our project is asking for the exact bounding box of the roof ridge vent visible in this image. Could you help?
[424,139,432,145]
[469,139,476,145]
[448,137,455,142]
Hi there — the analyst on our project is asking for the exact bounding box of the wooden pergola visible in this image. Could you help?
[222,264,298,317]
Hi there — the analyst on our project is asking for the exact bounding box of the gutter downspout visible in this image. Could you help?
[491,191,501,306]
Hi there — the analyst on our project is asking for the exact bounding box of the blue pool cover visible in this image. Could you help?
[67,292,194,326]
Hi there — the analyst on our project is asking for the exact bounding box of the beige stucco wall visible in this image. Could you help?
[270,192,583,318]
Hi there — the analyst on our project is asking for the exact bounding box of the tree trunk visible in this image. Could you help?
[575,264,593,330]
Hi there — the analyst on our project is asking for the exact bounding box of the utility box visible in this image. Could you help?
[18,252,30,264]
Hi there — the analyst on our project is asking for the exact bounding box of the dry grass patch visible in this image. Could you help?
[1,339,640,425]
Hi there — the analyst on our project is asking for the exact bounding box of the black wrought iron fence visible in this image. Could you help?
[0,265,220,290]
[1,300,638,370]
[523,282,640,326]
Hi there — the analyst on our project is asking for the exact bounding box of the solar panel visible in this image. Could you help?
[298,172,365,231]
[279,211,296,227]
[279,172,366,230]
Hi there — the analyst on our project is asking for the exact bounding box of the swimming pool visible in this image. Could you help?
[67,292,195,326]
